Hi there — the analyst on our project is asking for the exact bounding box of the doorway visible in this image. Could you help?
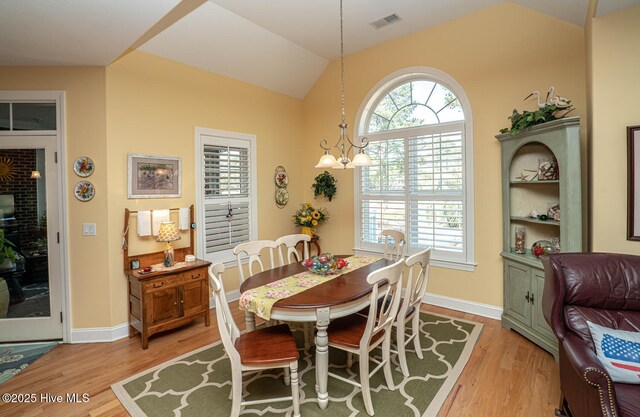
[0,93,66,342]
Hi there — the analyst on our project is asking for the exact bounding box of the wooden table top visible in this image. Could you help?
[239,255,391,310]
[125,259,211,281]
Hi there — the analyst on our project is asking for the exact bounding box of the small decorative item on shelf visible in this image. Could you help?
[531,240,553,258]
[499,86,574,136]
[293,203,328,237]
[537,158,559,181]
[537,214,549,221]
[515,227,526,254]
[547,203,560,222]
[527,209,540,219]
[551,237,561,253]
[303,253,348,276]
[312,171,337,201]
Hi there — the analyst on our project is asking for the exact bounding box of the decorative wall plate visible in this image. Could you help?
[73,156,95,177]
[275,188,289,208]
[74,180,95,201]
[275,169,288,188]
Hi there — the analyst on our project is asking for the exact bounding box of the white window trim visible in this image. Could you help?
[353,67,475,271]
[194,127,258,267]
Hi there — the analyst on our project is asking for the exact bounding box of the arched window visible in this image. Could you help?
[355,68,474,269]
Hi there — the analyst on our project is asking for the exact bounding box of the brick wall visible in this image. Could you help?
[0,149,39,248]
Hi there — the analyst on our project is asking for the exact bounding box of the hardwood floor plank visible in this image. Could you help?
[0,303,559,417]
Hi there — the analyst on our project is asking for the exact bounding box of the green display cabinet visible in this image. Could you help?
[496,116,583,360]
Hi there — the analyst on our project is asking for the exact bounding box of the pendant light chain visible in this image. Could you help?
[340,0,345,123]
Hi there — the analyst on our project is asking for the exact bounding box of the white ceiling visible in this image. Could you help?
[596,0,640,17]
[0,0,614,98]
[0,0,180,66]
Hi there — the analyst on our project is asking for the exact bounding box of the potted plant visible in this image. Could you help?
[0,230,19,272]
[293,203,328,237]
[312,171,337,201]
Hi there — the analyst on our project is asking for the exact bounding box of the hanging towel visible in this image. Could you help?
[137,210,151,236]
[152,209,170,236]
[179,207,190,230]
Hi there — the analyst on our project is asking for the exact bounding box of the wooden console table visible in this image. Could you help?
[297,235,321,257]
[125,259,211,349]
[123,205,211,349]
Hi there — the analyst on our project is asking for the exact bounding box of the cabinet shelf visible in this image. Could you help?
[510,216,560,226]
[510,180,559,185]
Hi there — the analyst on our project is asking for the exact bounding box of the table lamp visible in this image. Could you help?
[156,222,181,267]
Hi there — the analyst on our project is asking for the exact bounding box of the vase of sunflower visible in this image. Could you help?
[293,203,328,237]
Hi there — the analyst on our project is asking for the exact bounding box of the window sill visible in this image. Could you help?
[353,248,476,272]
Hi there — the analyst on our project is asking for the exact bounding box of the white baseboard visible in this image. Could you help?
[423,292,502,320]
[70,323,129,343]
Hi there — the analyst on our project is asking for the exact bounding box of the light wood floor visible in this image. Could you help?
[0,303,560,417]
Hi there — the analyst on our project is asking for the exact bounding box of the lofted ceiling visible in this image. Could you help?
[3,0,634,99]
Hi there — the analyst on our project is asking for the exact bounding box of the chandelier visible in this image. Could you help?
[315,0,372,170]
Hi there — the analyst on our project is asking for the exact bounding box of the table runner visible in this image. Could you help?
[238,255,381,320]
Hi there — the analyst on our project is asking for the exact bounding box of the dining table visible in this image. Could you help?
[239,255,392,410]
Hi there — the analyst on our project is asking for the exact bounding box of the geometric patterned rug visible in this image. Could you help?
[112,312,482,417]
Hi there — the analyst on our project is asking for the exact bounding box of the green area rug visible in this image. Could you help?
[112,312,482,417]
[0,342,58,385]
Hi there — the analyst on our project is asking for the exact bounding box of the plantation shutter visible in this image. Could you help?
[201,139,254,261]
[359,124,466,260]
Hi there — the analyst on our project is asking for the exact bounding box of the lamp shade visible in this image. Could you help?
[315,153,339,168]
[30,170,41,179]
[156,222,181,242]
[351,152,373,166]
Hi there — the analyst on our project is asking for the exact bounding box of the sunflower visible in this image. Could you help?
[312,219,318,226]
[306,216,312,222]
[312,211,320,219]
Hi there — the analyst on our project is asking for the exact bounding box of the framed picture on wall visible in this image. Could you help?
[128,154,181,198]
[628,126,640,241]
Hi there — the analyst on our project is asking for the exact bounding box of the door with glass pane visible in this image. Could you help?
[0,136,62,341]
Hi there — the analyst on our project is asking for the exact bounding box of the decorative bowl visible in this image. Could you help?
[303,253,348,276]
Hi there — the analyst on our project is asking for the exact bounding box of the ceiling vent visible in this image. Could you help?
[370,13,402,30]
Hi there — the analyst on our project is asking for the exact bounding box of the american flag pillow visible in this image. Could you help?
[587,321,640,384]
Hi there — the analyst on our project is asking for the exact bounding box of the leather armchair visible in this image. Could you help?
[542,253,640,417]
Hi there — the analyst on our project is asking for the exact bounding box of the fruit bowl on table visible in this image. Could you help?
[303,253,348,276]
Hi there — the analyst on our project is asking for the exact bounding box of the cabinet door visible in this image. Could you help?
[149,287,181,326]
[531,269,555,341]
[182,279,207,317]
[504,260,531,325]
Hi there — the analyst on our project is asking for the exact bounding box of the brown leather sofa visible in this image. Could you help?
[542,253,640,417]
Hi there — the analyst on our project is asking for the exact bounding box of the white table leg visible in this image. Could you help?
[245,311,256,332]
[315,307,330,409]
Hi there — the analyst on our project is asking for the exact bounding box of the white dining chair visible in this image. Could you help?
[394,247,432,377]
[326,258,404,416]
[275,233,313,348]
[275,234,310,266]
[208,264,301,417]
[382,229,405,261]
[233,240,277,283]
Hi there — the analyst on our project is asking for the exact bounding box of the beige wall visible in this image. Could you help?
[301,2,587,307]
[0,67,112,328]
[589,5,640,254]
[105,51,305,326]
[1,2,595,330]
